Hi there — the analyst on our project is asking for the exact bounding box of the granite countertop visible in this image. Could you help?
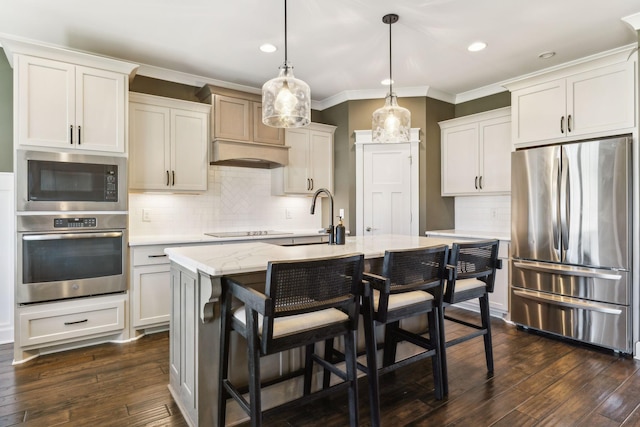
[165,234,460,276]
[129,229,328,247]
[425,229,510,242]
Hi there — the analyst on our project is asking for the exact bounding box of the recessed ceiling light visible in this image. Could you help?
[538,51,556,59]
[259,44,277,53]
[381,78,394,86]
[467,41,487,52]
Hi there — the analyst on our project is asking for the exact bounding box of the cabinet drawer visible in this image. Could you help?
[133,245,171,266]
[20,297,125,347]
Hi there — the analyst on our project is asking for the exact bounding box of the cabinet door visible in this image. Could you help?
[253,103,284,145]
[171,108,208,191]
[308,130,333,193]
[214,95,250,141]
[75,66,126,152]
[17,55,75,148]
[169,268,181,385]
[283,128,311,193]
[132,264,171,328]
[511,79,566,145]
[441,123,479,195]
[479,117,511,193]
[567,61,636,137]
[180,269,198,418]
[129,103,171,190]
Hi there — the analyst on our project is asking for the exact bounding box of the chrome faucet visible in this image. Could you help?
[310,188,334,245]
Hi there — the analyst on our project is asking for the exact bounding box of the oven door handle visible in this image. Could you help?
[23,231,123,241]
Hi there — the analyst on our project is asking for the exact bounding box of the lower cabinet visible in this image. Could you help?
[130,245,172,332]
[14,293,127,362]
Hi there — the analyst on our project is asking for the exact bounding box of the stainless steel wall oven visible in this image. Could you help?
[17,213,127,304]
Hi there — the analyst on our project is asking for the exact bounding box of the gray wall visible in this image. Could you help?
[0,49,12,172]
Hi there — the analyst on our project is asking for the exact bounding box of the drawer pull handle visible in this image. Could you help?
[148,254,168,258]
[64,319,88,326]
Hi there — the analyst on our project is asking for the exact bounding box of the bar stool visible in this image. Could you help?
[356,245,450,425]
[218,253,365,427]
[441,239,501,395]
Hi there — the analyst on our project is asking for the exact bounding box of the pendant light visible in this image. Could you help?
[262,0,311,128]
[372,13,411,143]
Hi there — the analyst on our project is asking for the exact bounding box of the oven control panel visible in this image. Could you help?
[53,217,97,228]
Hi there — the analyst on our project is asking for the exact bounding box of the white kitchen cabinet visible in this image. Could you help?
[440,107,511,196]
[129,93,209,191]
[15,55,130,152]
[509,57,636,146]
[273,123,336,194]
[14,293,127,362]
[130,245,172,332]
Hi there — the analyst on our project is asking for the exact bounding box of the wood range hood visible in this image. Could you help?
[197,84,289,169]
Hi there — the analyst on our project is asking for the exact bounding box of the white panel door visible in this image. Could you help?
[363,144,412,236]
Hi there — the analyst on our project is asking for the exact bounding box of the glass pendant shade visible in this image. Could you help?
[373,13,411,143]
[372,93,411,143]
[262,62,311,128]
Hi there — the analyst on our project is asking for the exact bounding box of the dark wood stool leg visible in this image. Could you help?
[362,294,381,427]
[218,290,232,427]
[479,294,494,373]
[246,309,262,427]
[304,343,315,395]
[382,321,399,367]
[344,329,360,427]
[322,338,334,389]
[440,305,449,396]
[428,308,444,400]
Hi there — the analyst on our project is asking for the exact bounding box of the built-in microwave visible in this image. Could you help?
[17,150,127,212]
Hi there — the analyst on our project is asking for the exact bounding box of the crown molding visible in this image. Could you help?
[622,12,640,31]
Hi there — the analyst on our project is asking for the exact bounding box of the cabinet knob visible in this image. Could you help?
[560,116,565,134]
[172,171,175,186]
[479,176,483,189]
[567,114,572,132]
[70,125,73,144]
[166,171,170,186]
[475,176,478,190]
[78,125,81,145]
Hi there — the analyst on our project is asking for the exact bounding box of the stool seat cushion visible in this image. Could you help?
[451,278,485,294]
[373,289,434,311]
[233,306,349,338]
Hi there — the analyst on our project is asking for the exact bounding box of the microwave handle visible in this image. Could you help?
[23,231,123,241]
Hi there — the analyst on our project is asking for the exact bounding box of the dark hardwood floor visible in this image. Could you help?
[2,308,640,426]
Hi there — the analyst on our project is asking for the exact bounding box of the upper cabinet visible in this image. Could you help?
[507,50,636,147]
[129,93,210,192]
[1,36,138,153]
[272,123,336,195]
[440,107,511,197]
[213,95,284,145]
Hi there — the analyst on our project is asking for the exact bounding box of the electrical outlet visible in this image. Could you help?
[339,208,345,218]
[285,208,292,219]
[490,208,497,219]
[142,208,151,222]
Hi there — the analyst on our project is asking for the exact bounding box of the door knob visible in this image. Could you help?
[366,226,372,232]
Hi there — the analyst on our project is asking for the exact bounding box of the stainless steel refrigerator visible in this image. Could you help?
[510,135,633,353]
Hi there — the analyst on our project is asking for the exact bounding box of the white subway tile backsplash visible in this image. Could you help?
[129,166,322,236]
[454,195,511,233]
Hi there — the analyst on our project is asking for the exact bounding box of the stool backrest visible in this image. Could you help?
[263,253,364,340]
[446,240,500,301]
[382,245,450,292]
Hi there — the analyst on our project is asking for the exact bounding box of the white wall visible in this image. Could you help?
[454,195,511,234]
[129,165,323,236]
[0,173,14,343]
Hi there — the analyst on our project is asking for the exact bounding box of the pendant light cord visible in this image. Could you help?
[284,0,288,66]
[388,17,393,95]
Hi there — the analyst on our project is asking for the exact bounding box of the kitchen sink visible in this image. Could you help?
[205,230,294,238]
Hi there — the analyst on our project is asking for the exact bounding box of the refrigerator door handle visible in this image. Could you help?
[513,260,623,280]
[513,289,622,315]
[559,147,570,257]
[551,153,561,257]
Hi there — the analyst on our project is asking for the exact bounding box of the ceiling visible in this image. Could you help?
[1,0,639,109]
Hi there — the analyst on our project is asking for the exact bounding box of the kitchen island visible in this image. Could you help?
[165,234,461,427]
